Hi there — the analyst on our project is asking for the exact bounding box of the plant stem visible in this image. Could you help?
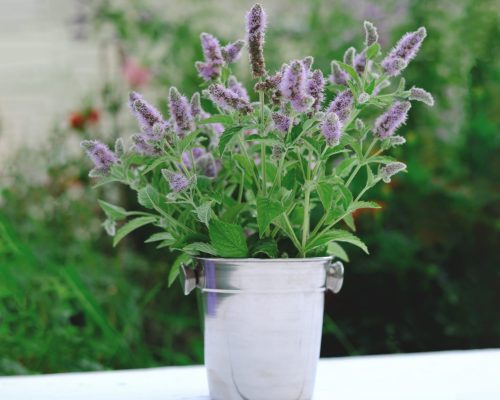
[259,90,267,195]
[301,185,311,253]
[283,213,302,254]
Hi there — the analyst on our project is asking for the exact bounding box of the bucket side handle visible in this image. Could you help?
[326,261,344,294]
[180,262,205,295]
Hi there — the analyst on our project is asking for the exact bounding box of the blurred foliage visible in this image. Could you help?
[0,0,498,374]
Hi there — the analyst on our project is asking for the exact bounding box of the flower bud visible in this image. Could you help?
[409,87,434,106]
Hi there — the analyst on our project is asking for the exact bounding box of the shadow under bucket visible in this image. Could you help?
[181,257,344,400]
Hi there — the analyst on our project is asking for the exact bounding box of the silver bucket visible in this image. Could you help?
[181,257,344,400]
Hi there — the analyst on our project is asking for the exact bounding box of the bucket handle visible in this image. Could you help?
[326,261,344,294]
[181,260,344,295]
[180,263,204,295]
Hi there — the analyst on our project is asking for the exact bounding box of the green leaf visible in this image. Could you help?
[219,126,243,154]
[343,213,356,231]
[336,158,356,178]
[327,242,349,262]
[221,203,245,223]
[199,114,232,125]
[317,182,334,210]
[209,220,248,258]
[145,232,175,244]
[366,164,375,186]
[337,61,360,82]
[250,239,278,258]
[369,155,398,164]
[98,200,127,221]
[348,201,381,213]
[366,43,381,59]
[178,130,201,153]
[168,253,191,287]
[113,216,157,247]
[307,229,368,254]
[183,242,218,256]
[195,202,212,226]
[256,197,283,237]
[138,185,161,209]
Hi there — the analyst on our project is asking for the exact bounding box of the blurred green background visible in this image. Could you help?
[0,0,498,374]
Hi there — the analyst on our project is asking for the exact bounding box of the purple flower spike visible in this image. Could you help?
[190,93,208,119]
[354,51,367,75]
[162,170,190,193]
[291,96,315,113]
[201,33,224,66]
[327,89,354,123]
[363,21,379,46]
[196,154,221,178]
[280,61,306,101]
[374,101,411,138]
[380,162,407,183]
[343,47,355,66]
[132,134,160,156]
[169,87,194,137]
[382,27,427,76]
[272,112,291,133]
[208,84,253,114]
[228,76,250,102]
[302,56,314,73]
[222,40,245,63]
[321,112,342,146]
[330,61,350,86]
[195,61,220,81]
[246,4,267,78]
[381,57,407,77]
[132,96,163,134]
[307,69,325,112]
[182,147,206,169]
[409,87,434,106]
[81,140,118,173]
[128,91,143,113]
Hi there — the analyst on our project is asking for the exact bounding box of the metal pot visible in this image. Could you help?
[181,257,344,400]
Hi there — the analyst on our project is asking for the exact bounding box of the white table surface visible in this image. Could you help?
[1,350,498,400]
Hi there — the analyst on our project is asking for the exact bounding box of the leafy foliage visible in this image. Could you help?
[84,5,431,264]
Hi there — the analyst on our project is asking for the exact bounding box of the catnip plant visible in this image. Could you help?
[82,4,433,283]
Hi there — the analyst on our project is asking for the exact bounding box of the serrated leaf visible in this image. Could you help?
[348,201,381,213]
[327,242,349,262]
[98,200,127,221]
[343,213,356,231]
[199,114,233,125]
[183,242,218,256]
[209,220,248,258]
[145,232,175,244]
[317,182,334,210]
[219,126,243,154]
[195,202,212,226]
[138,185,160,209]
[306,229,368,254]
[256,197,283,237]
[168,253,191,287]
[250,239,278,258]
[113,216,157,247]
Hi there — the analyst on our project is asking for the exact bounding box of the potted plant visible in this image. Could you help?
[81,4,433,399]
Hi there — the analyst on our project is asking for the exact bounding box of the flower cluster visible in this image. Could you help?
[82,4,433,263]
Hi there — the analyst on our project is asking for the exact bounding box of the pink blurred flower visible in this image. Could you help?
[122,58,151,88]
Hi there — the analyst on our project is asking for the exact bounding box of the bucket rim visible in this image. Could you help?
[196,256,333,264]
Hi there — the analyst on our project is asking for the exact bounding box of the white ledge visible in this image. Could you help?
[0,349,499,399]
